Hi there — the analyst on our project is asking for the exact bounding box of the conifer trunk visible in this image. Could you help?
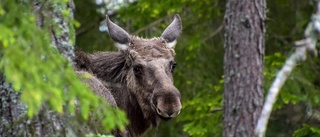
[223,0,266,136]
[0,1,79,136]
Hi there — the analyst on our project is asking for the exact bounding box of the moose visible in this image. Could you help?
[75,14,182,137]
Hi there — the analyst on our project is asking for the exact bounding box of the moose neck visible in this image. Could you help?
[90,51,128,83]
[125,89,158,137]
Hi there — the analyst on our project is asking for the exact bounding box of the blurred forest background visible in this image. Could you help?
[1,0,320,137]
[75,0,320,136]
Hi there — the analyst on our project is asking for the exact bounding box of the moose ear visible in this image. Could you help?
[161,14,182,48]
[106,15,131,50]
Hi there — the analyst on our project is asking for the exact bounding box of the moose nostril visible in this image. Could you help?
[167,112,174,117]
[156,108,181,118]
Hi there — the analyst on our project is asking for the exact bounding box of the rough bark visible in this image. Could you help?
[223,0,266,137]
[0,1,88,136]
[0,73,28,136]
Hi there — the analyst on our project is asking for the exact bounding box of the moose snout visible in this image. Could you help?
[156,106,181,118]
[153,91,182,118]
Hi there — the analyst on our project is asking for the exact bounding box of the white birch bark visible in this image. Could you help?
[255,2,320,137]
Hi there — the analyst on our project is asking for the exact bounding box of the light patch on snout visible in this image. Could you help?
[155,96,182,118]
[156,107,180,118]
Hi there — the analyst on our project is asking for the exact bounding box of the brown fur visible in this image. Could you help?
[76,37,181,137]
[76,71,117,107]
[75,15,182,137]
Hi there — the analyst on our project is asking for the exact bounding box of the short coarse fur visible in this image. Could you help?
[75,15,182,137]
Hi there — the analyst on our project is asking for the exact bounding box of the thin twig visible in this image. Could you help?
[133,15,171,35]
[202,23,224,42]
[210,107,223,113]
[76,13,118,37]
[255,1,320,137]
[76,19,101,36]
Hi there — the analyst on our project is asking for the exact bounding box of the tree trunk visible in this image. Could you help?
[0,1,84,136]
[223,0,266,137]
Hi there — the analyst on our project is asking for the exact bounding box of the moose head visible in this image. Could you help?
[106,14,182,121]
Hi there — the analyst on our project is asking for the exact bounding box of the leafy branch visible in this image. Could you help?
[255,1,320,137]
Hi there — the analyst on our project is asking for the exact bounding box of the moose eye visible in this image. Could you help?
[170,62,177,73]
[133,65,143,75]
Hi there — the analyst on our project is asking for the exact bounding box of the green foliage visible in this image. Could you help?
[75,0,320,136]
[264,52,298,109]
[179,82,223,137]
[86,133,114,137]
[116,1,225,136]
[264,1,320,135]
[0,0,127,133]
[264,52,320,109]
[74,0,224,136]
[294,124,320,137]
[74,0,115,52]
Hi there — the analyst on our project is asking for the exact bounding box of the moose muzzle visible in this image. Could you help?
[153,87,182,119]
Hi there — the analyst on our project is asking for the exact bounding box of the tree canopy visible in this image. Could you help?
[0,0,127,135]
[1,0,320,136]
